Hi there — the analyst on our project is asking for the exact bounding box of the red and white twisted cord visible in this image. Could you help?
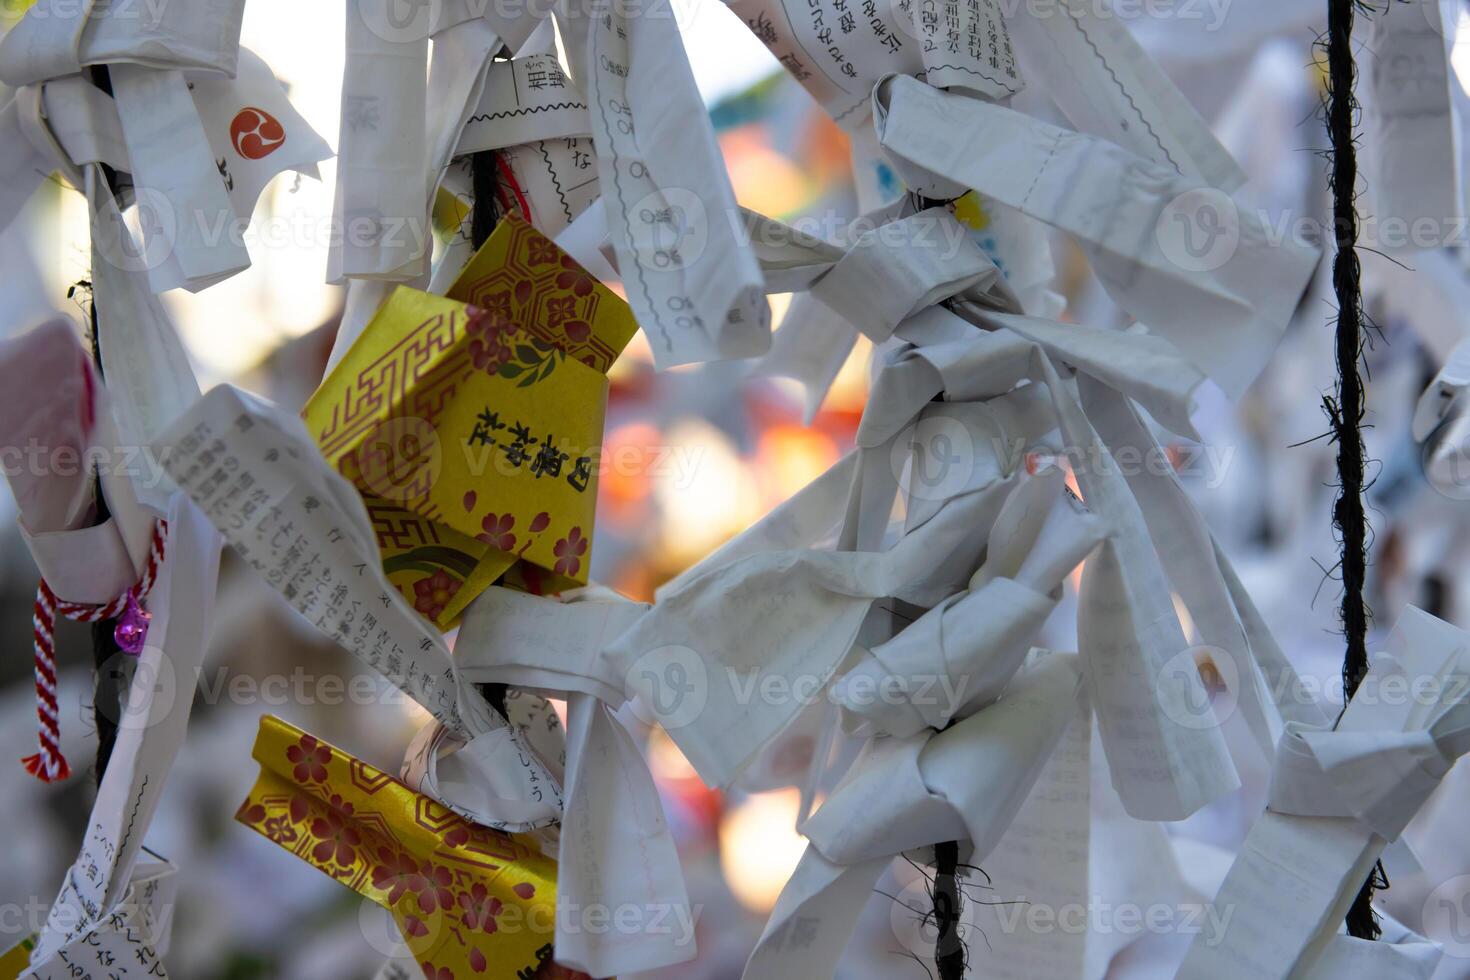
[24,519,167,783]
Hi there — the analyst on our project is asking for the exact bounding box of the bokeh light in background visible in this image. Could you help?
[18,2,1469,978]
[31,0,788,378]
[718,789,808,914]
[1,8,873,977]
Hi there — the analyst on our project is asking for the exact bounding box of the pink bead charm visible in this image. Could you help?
[113,593,151,656]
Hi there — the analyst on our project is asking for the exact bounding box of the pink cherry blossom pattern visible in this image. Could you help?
[478,513,516,552]
[553,526,588,577]
[469,946,487,973]
[263,815,297,844]
[286,735,331,783]
[417,862,456,914]
[512,882,536,900]
[401,915,429,938]
[457,883,504,933]
[371,848,424,905]
[529,512,551,533]
[469,336,512,373]
[420,964,454,980]
[413,570,461,621]
[310,809,361,866]
[237,802,266,824]
[466,304,519,376]
[555,255,595,298]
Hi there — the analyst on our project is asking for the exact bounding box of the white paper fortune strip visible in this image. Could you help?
[156,384,563,832]
[561,0,771,367]
[27,495,220,973]
[456,586,696,975]
[1178,607,1470,980]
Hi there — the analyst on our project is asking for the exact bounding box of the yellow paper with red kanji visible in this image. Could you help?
[236,716,558,979]
[304,214,636,628]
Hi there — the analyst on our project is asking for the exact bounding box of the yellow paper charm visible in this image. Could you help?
[236,715,561,979]
[304,214,636,628]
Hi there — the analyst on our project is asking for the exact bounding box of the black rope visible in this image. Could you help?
[932,840,964,980]
[1323,0,1380,940]
[469,150,503,248]
[908,184,969,977]
[84,63,127,787]
[87,293,125,782]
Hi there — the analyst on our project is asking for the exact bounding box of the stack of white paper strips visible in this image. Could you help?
[3,0,1470,976]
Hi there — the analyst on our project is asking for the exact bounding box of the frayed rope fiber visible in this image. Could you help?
[1323,0,1381,941]
[932,840,964,980]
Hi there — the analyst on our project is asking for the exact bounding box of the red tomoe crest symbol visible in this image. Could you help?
[229,107,286,160]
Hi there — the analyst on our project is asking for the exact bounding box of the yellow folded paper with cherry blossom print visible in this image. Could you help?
[442,217,635,376]
[236,716,560,980]
[303,214,637,628]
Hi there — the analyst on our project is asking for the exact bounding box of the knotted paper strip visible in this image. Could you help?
[158,384,562,831]
[457,586,697,975]
[1178,607,1470,979]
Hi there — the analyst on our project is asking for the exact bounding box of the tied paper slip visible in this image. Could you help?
[727,0,1021,128]
[305,213,638,628]
[1079,377,1290,760]
[19,495,221,976]
[0,0,244,86]
[456,589,697,976]
[562,0,769,368]
[1038,352,1238,820]
[331,0,521,283]
[333,0,429,279]
[236,716,558,980]
[884,314,1241,818]
[742,202,1028,416]
[456,54,590,155]
[87,178,203,514]
[155,384,564,831]
[442,53,598,241]
[0,45,327,238]
[497,138,599,238]
[834,466,1106,737]
[873,74,1319,400]
[108,64,249,291]
[1005,0,1245,190]
[0,45,329,283]
[1177,607,1470,980]
[743,653,1085,980]
[188,47,334,230]
[0,78,119,233]
[606,474,1018,790]
[4,858,180,980]
[433,150,599,290]
[0,0,330,295]
[956,696,1091,980]
[1363,0,1462,237]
